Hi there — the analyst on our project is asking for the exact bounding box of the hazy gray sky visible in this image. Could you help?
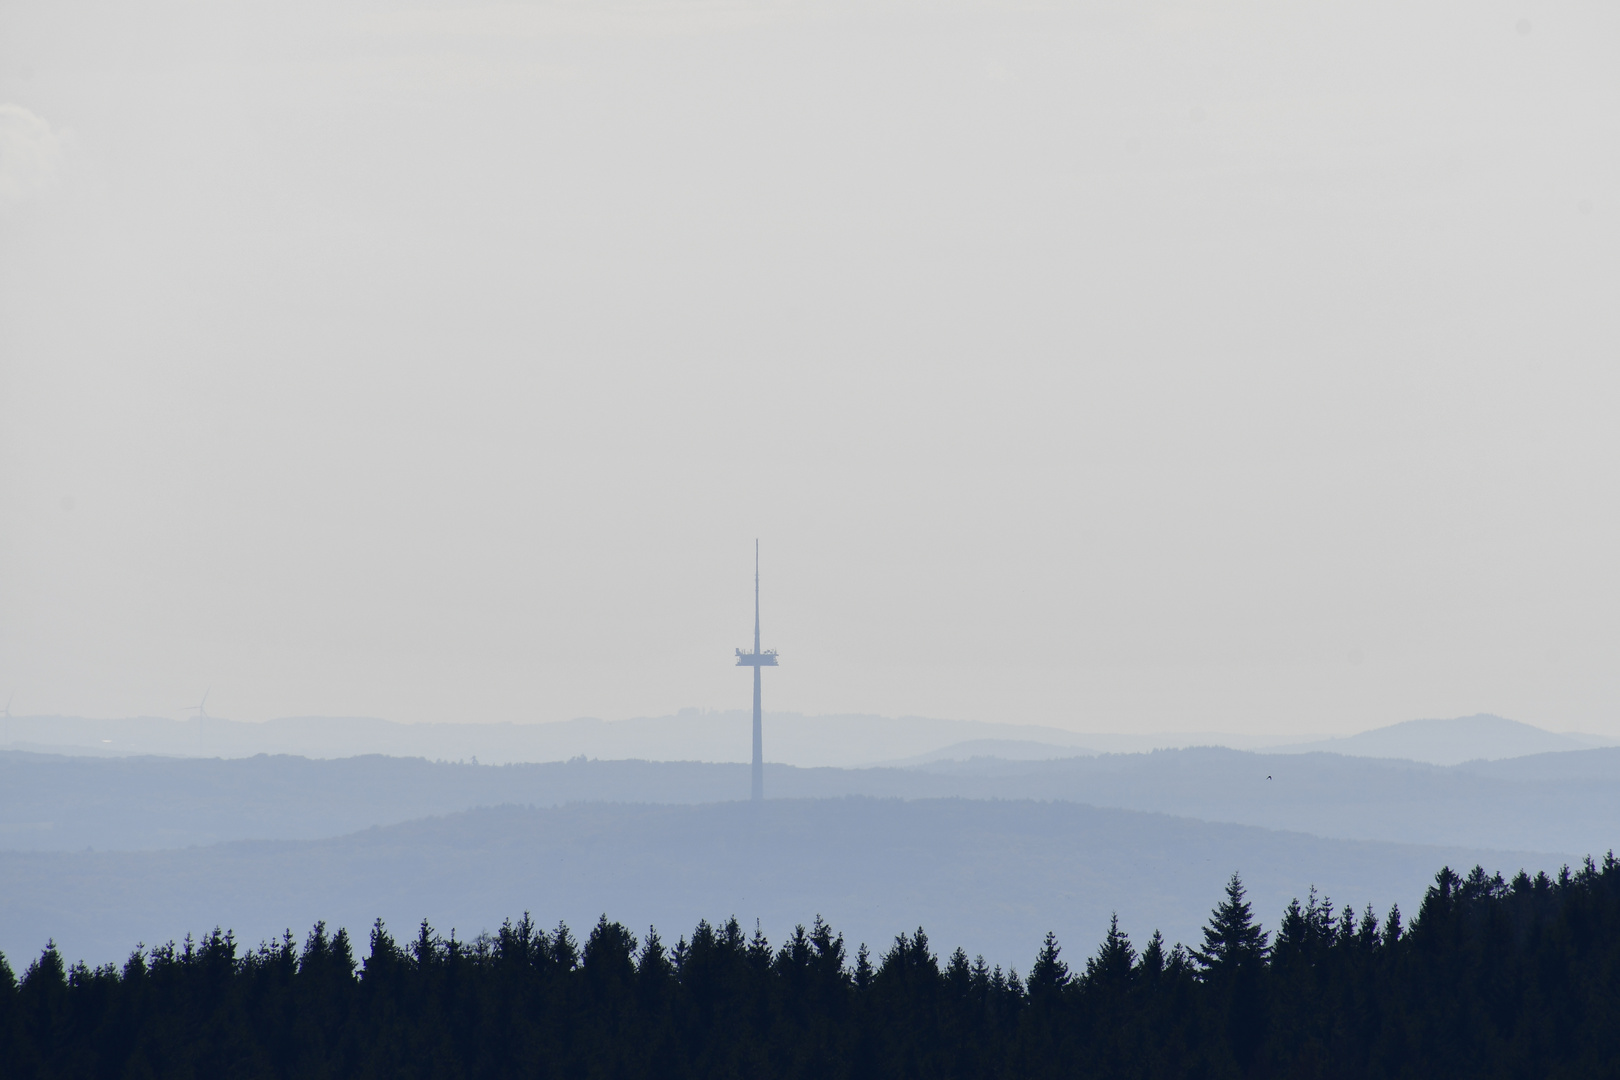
[2,0,1617,736]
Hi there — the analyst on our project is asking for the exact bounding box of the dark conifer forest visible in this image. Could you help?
[4,858,1620,1079]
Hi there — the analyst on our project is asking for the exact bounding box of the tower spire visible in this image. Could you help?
[736,539,778,802]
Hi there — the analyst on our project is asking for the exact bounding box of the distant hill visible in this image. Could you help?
[1269,714,1616,765]
[0,798,1565,973]
[0,711,1096,768]
[1454,745,1620,782]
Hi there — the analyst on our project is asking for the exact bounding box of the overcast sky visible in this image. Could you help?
[1,0,1617,737]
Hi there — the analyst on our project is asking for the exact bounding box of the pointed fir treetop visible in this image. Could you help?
[853,943,873,991]
[1192,872,1269,976]
[1027,930,1070,999]
[1136,930,1166,982]
[1083,914,1136,992]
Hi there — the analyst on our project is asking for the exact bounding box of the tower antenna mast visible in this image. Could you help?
[736,539,778,801]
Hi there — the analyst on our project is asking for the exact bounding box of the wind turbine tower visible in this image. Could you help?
[735,540,778,801]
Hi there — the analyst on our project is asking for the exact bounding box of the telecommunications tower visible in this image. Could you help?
[735,540,778,801]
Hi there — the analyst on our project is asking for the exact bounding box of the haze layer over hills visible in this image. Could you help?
[2,711,1607,766]
[5,744,1620,854]
[0,711,1099,766]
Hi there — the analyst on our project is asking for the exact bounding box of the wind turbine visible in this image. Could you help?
[182,689,211,720]
[2,692,12,719]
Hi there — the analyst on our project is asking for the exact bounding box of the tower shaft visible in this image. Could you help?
[752,664,763,802]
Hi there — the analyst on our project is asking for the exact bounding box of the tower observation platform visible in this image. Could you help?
[736,541,777,801]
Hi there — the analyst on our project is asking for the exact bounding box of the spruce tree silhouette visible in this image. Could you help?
[1027,931,1070,1000]
[1083,915,1136,992]
[1192,872,1269,975]
[1135,930,1167,983]
[1193,873,1270,1072]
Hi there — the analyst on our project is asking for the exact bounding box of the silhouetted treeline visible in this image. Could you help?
[4,856,1620,1078]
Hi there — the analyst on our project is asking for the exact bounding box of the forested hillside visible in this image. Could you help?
[4,859,1618,1078]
